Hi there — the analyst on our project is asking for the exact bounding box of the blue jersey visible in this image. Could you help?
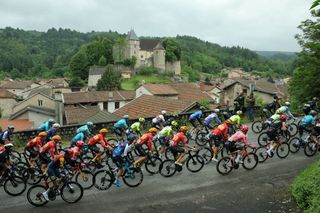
[301,115,315,125]
[189,111,203,120]
[112,141,128,157]
[46,128,57,139]
[39,121,50,131]
[204,113,221,125]
[114,119,128,129]
[77,125,93,135]
[71,132,85,143]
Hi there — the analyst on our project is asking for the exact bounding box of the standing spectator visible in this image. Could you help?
[247,93,255,122]
[234,92,245,113]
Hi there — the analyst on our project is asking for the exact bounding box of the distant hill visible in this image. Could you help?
[256,51,297,61]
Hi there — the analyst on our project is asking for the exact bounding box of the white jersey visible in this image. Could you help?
[152,115,165,123]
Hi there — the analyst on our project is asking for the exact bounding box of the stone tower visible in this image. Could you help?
[153,42,166,73]
[126,29,140,67]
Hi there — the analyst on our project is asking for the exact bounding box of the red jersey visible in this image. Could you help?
[212,123,229,139]
[138,133,153,150]
[27,137,45,152]
[66,147,80,160]
[41,141,59,158]
[171,132,187,147]
[89,134,112,149]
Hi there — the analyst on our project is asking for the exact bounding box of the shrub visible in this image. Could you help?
[138,67,157,76]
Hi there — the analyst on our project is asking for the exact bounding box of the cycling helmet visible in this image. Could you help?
[87,121,93,126]
[52,123,60,128]
[223,111,229,115]
[8,125,15,129]
[139,117,145,123]
[48,119,55,123]
[52,135,61,141]
[313,97,318,101]
[123,115,129,119]
[76,141,85,148]
[180,126,188,133]
[263,108,268,112]
[214,109,220,113]
[99,128,108,134]
[4,143,14,149]
[225,119,233,125]
[38,131,47,137]
[309,110,317,116]
[280,114,287,120]
[127,133,136,141]
[149,128,158,134]
[240,125,249,134]
[237,110,243,115]
[304,103,311,107]
[161,110,167,115]
[285,101,290,106]
[171,121,178,126]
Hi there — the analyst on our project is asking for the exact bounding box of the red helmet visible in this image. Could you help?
[240,125,249,134]
[76,141,85,148]
[280,114,287,121]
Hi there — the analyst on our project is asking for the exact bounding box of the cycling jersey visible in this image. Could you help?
[130,122,141,132]
[66,147,80,160]
[48,154,65,171]
[71,132,86,145]
[113,141,132,158]
[77,125,93,135]
[0,147,9,164]
[89,134,112,149]
[27,136,45,152]
[38,121,51,132]
[212,123,229,139]
[159,126,173,137]
[230,115,241,125]
[152,115,165,124]
[41,141,59,158]
[138,133,153,150]
[114,119,128,129]
[228,131,248,145]
[204,113,221,125]
[301,115,316,125]
[189,111,202,120]
[0,129,12,144]
[46,128,57,140]
[171,132,187,147]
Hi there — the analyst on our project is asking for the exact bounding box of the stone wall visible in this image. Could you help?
[165,61,181,75]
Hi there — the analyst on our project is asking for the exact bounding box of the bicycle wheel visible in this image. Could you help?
[159,160,176,177]
[255,146,269,163]
[145,156,162,175]
[93,170,113,190]
[197,147,213,164]
[195,131,208,146]
[165,148,175,160]
[23,167,42,185]
[123,167,143,187]
[242,153,258,170]
[4,176,26,196]
[61,181,83,204]
[216,157,233,175]
[287,123,298,137]
[27,185,48,207]
[288,137,301,153]
[251,121,263,134]
[276,142,290,158]
[75,170,94,190]
[186,155,204,172]
[304,141,318,157]
[257,132,269,146]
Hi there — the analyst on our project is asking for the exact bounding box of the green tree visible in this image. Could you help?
[98,56,107,66]
[289,4,320,105]
[97,64,121,91]
[69,76,85,87]
[69,49,89,80]
[113,36,127,63]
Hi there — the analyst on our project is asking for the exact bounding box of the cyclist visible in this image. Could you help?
[0,125,15,145]
[266,114,287,157]
[39,135,61,173]
[228,110,242,134]
[65,141,85,167]
[263,96,281,117]
[88,128,113,167]
[70,130,88,147]
[134,128,158,167]
[276,102,295,119]
[164,113,179,127]
[46,123,60,142]
[130,117,145,136]
[26,131,47,167]
[112,134,136,187]
[226,125,249,164]
[38,119,55,132]
[189,107,205,128]
[77,121,94,136]
[169,126,196,166]
[42,153,67,201]
[204,109,221,130]
[114,115,130,137]
[210,120,232,162]
[298,110,317,142]
[152,110,167,129]
[158,121,178,158]
[0,143,14,176]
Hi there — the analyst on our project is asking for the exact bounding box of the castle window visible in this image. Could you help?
[38,100,43,107]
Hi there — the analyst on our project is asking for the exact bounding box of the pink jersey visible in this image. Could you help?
[228,131,248,145]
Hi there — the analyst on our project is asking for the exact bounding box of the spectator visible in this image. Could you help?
[247,93,255,122]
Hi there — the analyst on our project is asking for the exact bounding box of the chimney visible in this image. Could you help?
[108,91,113,100]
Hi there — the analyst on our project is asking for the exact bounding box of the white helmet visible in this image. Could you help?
[4,143,14,148]
[214,109,220,113]
[53,123,60,128]
[161,110,167,115]
[285,101,290,106]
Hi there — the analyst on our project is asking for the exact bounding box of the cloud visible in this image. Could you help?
[0,0,313,51]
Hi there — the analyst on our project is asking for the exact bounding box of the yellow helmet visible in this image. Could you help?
[38,131,47,137]
[149,128,158,134]
[179,126,188,133]
[99,128,108,134]
[52,135,61,141]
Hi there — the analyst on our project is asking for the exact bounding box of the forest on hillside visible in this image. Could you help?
[0,27,297,82]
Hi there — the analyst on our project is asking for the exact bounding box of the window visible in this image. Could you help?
[38,100,43,107]
[115,102,120,109]
[103,102,108,111]
[243,89,247,94]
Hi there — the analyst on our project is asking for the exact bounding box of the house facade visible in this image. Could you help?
[0,89,17,118]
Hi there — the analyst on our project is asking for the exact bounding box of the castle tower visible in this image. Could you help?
[126,29,140,67]
[153,42,165,73]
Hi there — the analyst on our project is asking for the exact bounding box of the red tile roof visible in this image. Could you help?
[0,89,16,99]
[0,80,36,89]
[143,84,178,95]
[113,95,196,119]
[0,119,33,131]
[64,105,101,125]
[198,82,215,92]
[170,83,213,102]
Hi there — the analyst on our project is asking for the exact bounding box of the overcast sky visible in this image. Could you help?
[0,0,314,52]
